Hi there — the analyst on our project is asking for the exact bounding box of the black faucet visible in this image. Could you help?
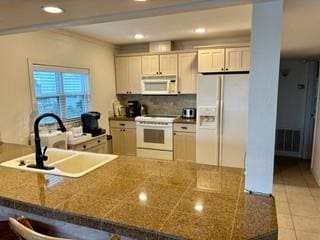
[27,113,67,170]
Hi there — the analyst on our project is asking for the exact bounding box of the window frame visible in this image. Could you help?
[29,62,91,124]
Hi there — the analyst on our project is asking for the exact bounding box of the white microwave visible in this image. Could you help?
[141,75,177,95]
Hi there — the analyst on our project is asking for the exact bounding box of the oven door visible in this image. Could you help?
[136,123,173,151]
[141,80,170,95]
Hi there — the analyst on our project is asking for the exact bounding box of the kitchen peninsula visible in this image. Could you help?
[0,143,277,240]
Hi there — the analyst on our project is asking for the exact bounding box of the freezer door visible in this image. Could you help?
[196,74,220,165]
[220,74,249,168]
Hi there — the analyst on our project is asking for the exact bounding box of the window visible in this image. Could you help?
[31,65,90,123]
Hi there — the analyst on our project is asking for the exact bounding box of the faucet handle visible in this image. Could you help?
[42,146,48,161]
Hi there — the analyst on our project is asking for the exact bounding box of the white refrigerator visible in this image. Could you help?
[196,74,249,168]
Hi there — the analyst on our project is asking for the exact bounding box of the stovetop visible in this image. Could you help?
[135,114,179,123]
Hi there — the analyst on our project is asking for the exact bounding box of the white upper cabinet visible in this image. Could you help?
[159,54,178,75]
[115,56,142,94]
[178,52,197,94]
[225,47,251,72]
[142,55,159,75]
[115,57,129,94]
[128,56,142,94]
[198,48,225,73]
[198,47,250,73]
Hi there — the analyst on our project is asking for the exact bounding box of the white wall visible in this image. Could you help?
[0,30,117,144]
[245,0,283,194]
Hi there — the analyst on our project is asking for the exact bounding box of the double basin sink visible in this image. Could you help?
[0,149,118,178]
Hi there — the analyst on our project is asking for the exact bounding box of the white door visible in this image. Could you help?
[178,52,197,94]
[196,74,220,165]
[220,74,249,168]
[159,54,177,75]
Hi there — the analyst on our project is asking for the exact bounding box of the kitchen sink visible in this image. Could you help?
[0,148,118,178]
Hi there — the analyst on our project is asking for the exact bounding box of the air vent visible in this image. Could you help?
[276,128,302,156]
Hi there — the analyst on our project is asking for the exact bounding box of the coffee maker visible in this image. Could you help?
[126,101,141,117]
[81,112,106,137]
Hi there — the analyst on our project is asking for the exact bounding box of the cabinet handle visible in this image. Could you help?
[181,126,188,130]
[173,133,176,135]
[120,123,125,126]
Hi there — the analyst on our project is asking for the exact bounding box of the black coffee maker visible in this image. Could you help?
[81,111,106,137]
[126,101,141,117]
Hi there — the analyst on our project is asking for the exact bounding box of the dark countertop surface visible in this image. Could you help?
[109,116,136,121]
[0,143,277,240]
[173,117,196,125]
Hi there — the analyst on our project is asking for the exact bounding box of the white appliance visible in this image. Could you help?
[196,74,249,168]
[31,130,67,149]
[135,114,178,160]
[141,75,177,95]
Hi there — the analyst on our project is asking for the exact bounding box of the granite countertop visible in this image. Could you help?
[0,143,277,240]
[109,116,136,121]
[173,117,196,125]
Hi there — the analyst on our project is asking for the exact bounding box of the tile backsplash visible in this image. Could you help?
[117,94,196,115]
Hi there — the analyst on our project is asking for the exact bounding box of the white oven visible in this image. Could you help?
[136,121,173,151]
[141,75,177,95]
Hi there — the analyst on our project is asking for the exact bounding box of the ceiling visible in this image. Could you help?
[0,0,319,57]
[65,5,252,45]
[0,0,254,34]
[64,0,320,57]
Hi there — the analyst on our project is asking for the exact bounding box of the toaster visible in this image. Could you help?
[182,108,196,119]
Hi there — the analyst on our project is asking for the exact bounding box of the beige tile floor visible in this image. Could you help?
[273,157,320,240]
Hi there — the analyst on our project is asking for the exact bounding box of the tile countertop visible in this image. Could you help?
[109,116,196,124]
[0,143,277,240]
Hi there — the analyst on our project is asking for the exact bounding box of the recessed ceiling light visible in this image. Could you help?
[195,27,206,34]
[41,6,64,14]
[134,0,148,2]
[134,33,144,40]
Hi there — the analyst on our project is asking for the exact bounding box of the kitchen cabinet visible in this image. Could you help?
[173,123,196,162]
[142,54,177,76]
[142,55,159,75]
[198,47,250,73]
[159,54,177,75]
[115,56,142,94]
[225,47,250,72]
[110,120,136,156]
[198,48,225,73]
[68,134,107,153]
[178,52,197,94]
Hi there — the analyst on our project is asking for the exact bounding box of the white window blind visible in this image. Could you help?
[32,65,90,124]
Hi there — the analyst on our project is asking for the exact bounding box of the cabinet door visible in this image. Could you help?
[198,49,225,73]
[142,55,159,75]
[174,132,196,162]
[211,48,226,72]
[115,57,129,94]
[178,52,197,94]
[123,129,136,156]
[128,56,142,94]
[110,128,124,154]
[159,54,177,75]
[225,47,250,72]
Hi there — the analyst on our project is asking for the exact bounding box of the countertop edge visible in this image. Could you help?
[0,196,183,240]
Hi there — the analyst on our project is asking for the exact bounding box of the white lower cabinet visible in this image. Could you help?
[173,123,196,162]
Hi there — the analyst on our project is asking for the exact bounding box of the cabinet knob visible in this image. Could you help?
[173,133,176,135]
[178,91,181,94]
[159,72,162,75]
[181,126,188,130]
[83,145,87,149]
[225,68,229,71]
[98,140,101,143]
[221,68,224,71]
[120,123,125,126]
[156,72,159,75]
